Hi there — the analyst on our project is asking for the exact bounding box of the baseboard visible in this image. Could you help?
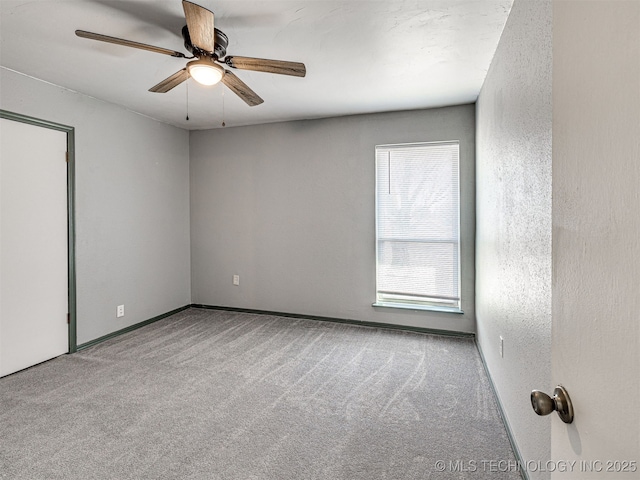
[190,304,475,339]
[75,303,473,351]
[476,340,529,480]
[76,305,191,351]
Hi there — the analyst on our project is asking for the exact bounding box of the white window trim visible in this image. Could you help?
[373,140,462,314]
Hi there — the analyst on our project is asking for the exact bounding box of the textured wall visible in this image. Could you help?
[475,0,552,477]
[0,68,191,344]
[190,106,476,333]
[551,1,640,476]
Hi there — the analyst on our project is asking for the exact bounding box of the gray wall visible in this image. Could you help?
[475,0,552,476]
[0,68,191,345]
[190,106,476,333]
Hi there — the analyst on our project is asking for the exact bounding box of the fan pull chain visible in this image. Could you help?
[186,80,189,121]
[221,87,226,127]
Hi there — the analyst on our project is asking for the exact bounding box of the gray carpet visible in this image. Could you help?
[1,308,520,479]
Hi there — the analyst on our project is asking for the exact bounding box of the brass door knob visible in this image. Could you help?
[531,385,574,424]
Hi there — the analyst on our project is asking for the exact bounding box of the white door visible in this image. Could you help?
[0,117,69,377]
[551,1,640,478]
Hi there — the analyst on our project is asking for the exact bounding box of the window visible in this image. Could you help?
[375,141,461,312]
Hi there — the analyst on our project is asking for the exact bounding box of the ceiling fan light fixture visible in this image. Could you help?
[187,59,224,86]
[76,0,305,105]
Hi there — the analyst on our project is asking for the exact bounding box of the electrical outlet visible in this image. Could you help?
[500,336,504,358]
[117,305,125,318]
[233,275,240,286]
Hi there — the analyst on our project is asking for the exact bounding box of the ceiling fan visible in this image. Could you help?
[75,0,306,107]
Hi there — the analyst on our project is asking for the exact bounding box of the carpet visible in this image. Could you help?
[0,308,520,479]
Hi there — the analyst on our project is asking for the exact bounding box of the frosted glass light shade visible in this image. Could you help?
[187,59,224,86]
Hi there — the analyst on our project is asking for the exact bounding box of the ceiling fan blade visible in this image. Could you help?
[149,69,190,93]
[224,56,306,77]
[182,1,215,53]
[222,70,264,107]
[75,30,186,58]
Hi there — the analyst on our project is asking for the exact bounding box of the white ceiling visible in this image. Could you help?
[0,0,513,130]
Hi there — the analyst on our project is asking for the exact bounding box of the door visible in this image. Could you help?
[0,117,69,376]
[551,1,640,478]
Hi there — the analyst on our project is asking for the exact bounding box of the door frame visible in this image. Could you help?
[0,109,77,353]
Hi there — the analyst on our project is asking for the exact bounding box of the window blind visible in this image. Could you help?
[375,141,460,310]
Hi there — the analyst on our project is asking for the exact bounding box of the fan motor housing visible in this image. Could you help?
[182,25,228,59]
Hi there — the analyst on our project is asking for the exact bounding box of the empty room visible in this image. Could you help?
[1,0,638,479]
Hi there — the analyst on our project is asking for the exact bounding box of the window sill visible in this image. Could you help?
[372,302,464,314]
